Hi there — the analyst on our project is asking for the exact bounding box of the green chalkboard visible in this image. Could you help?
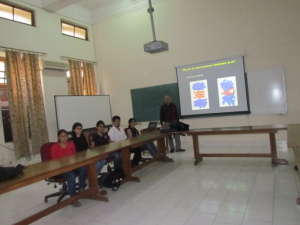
[131,83,181,122]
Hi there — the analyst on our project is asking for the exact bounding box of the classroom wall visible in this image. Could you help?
[93,0,300,141]
[0,0,96,165]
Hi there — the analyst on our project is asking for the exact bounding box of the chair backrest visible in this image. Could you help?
[287,124,300,148]
[40,142,56,162]
[87,132,95,147]
[124,128,129,137]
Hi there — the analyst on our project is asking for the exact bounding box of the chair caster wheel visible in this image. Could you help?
[44,199,48,203]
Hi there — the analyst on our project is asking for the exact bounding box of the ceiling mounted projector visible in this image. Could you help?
[144,0,169,54]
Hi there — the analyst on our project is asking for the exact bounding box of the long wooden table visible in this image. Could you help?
[0,131,168,225]
[121,130,173,177]
[185,125,288,166]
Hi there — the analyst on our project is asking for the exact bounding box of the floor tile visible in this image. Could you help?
[201,195,227,205]
[194,203,222,215]
[273,206,300,220]
[168,205,195,218]
[273,217,300,225]
[244,208,273,222]
[143,207,170,220]
[108,219,133,225]
[221,202,247,213]
[158,215,187,225]
[247,199,274,210]
[132,216,161,225]
[185,213,216,225]
[129,201,154,212]
[242,219,272,225]
[65,212,95,225]
[215,211,244,224]
[176,197,202,208]
[225,193,250,204]
[116,209,145,222]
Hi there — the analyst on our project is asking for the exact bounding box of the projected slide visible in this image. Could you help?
[176,55,249,117]
[190,80,209,110]
[218,76,238,107]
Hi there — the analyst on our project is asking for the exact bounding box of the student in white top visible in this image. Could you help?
[108,116,127,142]
[108,115,142,168]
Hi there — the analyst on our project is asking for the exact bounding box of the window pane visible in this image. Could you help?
[0,72,4,78]
[66,71,70,78]
[62,23,74,36]
[75,27,86,39]
[0,62,4,71]
[14,8,32,25]
[0,78,5,83]
[0,3,13,20]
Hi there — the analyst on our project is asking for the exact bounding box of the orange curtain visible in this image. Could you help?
[24,53,48,155]
[5,50,49,159]
[5,50,30,159]
[83,62,97,95]
[68,60,83,95]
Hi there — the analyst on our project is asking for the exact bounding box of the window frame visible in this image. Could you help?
[61,20,88,41]
[0,56,12,142]
[0,57,7,84]
[0,0,35,26]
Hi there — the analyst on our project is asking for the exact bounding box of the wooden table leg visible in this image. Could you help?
[157,137,173,162]
[165,136,169,152]
[157,136,168,153]
[193,134,203,165]
[85,162,108,202]
[121,147,140,183]
[269,133,288,165]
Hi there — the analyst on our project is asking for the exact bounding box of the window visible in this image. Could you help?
[0,57,12,142]
[0,59,6,83]
[61,21,88,40]
[66,66,86,95]
[0,1,34,26]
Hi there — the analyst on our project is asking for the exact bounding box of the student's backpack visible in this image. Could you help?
[98,169,125,191]
[0,164,26,182]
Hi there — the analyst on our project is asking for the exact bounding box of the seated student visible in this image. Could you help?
[90,120,122,170]
[72,122,106,176]
[127,118,161,158]
[51,129,87,207]
[108,115,142,168]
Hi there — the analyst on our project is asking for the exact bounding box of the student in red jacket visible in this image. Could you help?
[51,129,87,207]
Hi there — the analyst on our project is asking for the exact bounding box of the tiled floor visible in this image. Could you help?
[1,139,300,225]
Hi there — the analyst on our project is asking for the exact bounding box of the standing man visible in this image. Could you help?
[108,115,142,168]
[160,95,185,153]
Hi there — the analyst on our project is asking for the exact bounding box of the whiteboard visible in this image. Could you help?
[55,95,112,131]
[247,67,287,115]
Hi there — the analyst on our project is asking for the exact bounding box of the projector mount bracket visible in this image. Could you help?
[147,0,156,42]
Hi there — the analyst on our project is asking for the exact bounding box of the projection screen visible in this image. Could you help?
[176,56,250,117]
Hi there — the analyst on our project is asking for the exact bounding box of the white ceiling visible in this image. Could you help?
[19,0,165,24]
[77,0,114,10]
